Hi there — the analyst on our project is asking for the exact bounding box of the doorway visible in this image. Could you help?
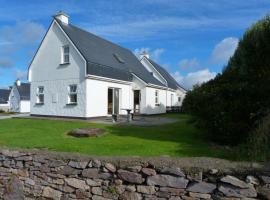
[133,90,140,113]
[108,88,120,114]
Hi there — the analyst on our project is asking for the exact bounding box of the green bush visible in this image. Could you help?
[247,112,270,161]
[182,15,270,145]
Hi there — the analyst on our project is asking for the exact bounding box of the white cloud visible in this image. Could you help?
[210,37,239,65]
[133,47,165,61]
[178,58,199,71]
[88,16,224,41]
[13,69,28,80]
[0,21,45,68]
[172,69,217,90]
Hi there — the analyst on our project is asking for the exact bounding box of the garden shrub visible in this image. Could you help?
[182,15,270,145]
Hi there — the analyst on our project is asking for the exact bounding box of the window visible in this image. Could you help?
[62,45,70,64]
[68,84,77,104]
[155,90,159,106]
[36,86,44,104]
[178,97,181,102]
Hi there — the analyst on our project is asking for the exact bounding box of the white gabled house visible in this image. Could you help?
[0,89,11,112]
[28,12,186,118]
[9,80,30,113]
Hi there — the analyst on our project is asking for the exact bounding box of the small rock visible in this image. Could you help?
[169,197,181,200]
[105,163,116,173]
[68,160,88,169]
[221,175,250,189]
[189,192,211,199]
[218,184,257,198]
[115,185,126,194]
[58,166,81,176]
[65,178,89,190]
[92,159,102,168]
[137,185,155,194]
[42,187,62,200]
[92,187,103,195]
[159,187,185,196]
[115,179,123,185]
[82,168,99,178]
[209,169,218,175]
[86,179,102,186]
[92,195,111,200]
[160,167,185,177]
[25,178,35,186]
[142,168,157,176]
[118,169,144,184]
[147,175,189,189]
[246,176,259,185]
[76,189,91,199]
[126,166,142,173]
[260,175,270,184]
[187,171,203,182]
[53,179,64,185]
[119,191,142,200]
[48,160,66,167]
[126,185,136,192]
[187,182,216,194]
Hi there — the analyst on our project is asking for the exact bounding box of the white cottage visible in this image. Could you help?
[28,12,186,118]
[9,80,30,113]
[0,89,11,112]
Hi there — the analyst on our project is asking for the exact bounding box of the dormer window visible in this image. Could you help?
[62,45,70,64]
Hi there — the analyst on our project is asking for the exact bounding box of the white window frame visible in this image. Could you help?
[36,86,44,104]
[62,45,70,64]
[155,90,159,106]
[68,84,77,104]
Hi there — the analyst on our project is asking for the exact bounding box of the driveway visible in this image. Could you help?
[0,113,30,120]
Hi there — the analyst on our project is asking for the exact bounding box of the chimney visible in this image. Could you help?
[54,11,69,24]
[140,51,150,59]
[16,79,21,86]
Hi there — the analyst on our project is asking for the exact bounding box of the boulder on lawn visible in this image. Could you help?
[67,128,106,138]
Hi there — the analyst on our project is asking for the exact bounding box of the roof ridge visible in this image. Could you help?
[147,58,187,91]
[55,18,133,55]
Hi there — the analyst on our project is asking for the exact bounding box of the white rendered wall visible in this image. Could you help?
[29,21,87,117]
[9,86,20,112]
[86,78,132,117]
[141,87,167,114]
[20,100,30,113]
[0,102,10,112]
[31,79,86,117]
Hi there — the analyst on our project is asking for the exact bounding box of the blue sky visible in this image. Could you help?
[0,0,270,89]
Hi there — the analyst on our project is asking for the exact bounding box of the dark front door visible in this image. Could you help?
[133,90,140,113]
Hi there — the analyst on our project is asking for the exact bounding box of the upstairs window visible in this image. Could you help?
[178,97,181,102]
[68,84,77,104]
[36,86,44,104]
[155,90,159,106]
[62,45,70,64]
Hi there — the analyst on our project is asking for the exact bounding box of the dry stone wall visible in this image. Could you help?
[0,150,269,200]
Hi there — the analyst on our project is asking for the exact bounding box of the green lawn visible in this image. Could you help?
[0,114,233,159]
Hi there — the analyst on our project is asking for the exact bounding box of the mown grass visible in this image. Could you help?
[0,114,234,159]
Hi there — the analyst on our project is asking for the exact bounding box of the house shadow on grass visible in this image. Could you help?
[104,115,231,159]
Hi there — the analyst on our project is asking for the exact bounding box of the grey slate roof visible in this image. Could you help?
[16,83,30,100]
[55,19,166,87]
[147,58,187,91]
[0,89,10,104]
